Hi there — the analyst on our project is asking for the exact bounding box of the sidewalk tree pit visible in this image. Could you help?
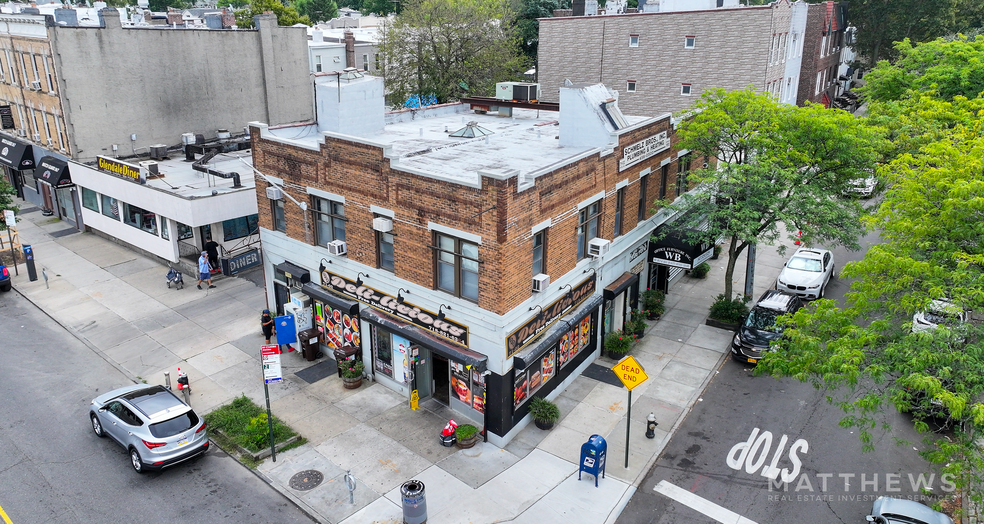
[203,395,302,460]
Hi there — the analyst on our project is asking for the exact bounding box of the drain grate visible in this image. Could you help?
[289,470,324,491]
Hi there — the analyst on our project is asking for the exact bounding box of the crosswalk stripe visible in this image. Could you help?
[654,480,758,524]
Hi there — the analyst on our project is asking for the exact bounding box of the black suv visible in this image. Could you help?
[731,290,803,364]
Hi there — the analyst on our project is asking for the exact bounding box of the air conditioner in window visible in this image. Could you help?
[327,239,348,256]
[265,186,283,200]
[45,138,53,146]
[532,273,550,292]
[372,216,393,233]
[588,238,611,258]
[16,129,26,137]
[30,80,41,91]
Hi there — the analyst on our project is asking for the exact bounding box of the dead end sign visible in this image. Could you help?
[614,355,648,390]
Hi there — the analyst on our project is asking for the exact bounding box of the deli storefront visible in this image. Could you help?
[504,276,600,432]
[310,270,490,424]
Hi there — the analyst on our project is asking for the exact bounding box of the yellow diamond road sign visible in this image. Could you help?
[614,355,649,391]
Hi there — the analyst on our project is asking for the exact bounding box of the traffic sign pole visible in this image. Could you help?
[625,389,632,469]
[612,355,650,470]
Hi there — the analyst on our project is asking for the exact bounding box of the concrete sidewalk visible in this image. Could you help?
[7,203,789,524]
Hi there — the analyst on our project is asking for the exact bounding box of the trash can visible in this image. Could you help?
[333,345,358,377]
[298,328,320,362]
[578,434,607,487]
[400,479,427,524]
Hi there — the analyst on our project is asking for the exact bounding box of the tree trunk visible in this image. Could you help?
[722,236,745,300]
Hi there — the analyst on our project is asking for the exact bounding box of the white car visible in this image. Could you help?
[842,173,878,198]
[912,299,967,334]
[776,247,835,300]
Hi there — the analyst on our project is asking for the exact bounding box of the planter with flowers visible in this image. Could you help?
[641,288,666,320]
[604,329,635,359]
[626,309,648,339]
[340,359,365,389]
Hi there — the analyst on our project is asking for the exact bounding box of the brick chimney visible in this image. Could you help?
[344,30,356,69]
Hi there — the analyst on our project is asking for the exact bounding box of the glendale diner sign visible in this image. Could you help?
[321,270,468,346]
[619,131,670,171]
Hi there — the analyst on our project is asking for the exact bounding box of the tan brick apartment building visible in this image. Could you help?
[538,0,801,116]
[249,76,708,444]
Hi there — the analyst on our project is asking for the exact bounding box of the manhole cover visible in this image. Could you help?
[289,470,324,491]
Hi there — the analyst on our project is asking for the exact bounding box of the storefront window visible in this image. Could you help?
[314,301,361,352]
[81,187,99,211]
[222,214,259,241]
[450,360,486,413]
[100,195,118,220]
[177,222,193,240]
[514,315,591,409]
[160,217,169,240]
[122,202,157,235]
[18,170,34,191]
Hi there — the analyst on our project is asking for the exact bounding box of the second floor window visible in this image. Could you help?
[577,201,602,260]
[614,188,625,237]
[313,197,345,246]
[435,233,480,302]
[629,35,639,47]
[532,230,546,276]
[659,164,669,199]
[272,199,286,233]
[377,222,394,272]
[677,155,691,197]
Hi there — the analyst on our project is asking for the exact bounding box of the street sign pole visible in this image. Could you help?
[264,381,276,463]
[612,355,650,471]
[261,344,283,462]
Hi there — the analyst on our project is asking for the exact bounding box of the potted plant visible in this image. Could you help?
[641,288,665,320]
[455,423,480,449]
[529,396,561,430]
[340,359,365,389]
[626,309,647,338]
[706,294,751,330]
[691,262,711,279]
[711,244,723,260]
[604,330,634,358]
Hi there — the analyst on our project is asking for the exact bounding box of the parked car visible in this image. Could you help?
[842,175,879,198]
[866,496,954,524]
[731,289,804,364]
[776,247,835,300]
[0,262,10,291]
[912,299,967,334]
[89,384,208,473]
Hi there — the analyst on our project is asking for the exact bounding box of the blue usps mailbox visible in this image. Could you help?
[578,434,607,487]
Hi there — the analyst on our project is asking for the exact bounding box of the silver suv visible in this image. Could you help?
[89,384,209,473]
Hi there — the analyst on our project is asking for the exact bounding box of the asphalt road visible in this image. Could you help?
[618,221,954,523]
[0,289,315,524]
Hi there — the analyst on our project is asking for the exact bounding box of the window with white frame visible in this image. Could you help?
[312,196,345,246]
[681,83,692,95]
[576,201,602,260]
[815,72,822,94]
[685,36,695,49]
[629,34,639,47]
[435,233,480,302]
[626,80,636,92]
[315,55,322,73]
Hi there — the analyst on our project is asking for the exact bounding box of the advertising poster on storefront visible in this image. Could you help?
[317,302,360,350]
[540,350,555,386]
[451,361,471,404]
[470,369,485,413]
[513,371,528,408]
[394,334,411,383]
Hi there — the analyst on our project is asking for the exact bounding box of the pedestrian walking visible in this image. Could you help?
[196,251,214,290]
[204,236,220,274]
[261,309,275,344]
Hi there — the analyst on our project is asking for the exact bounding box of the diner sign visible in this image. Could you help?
[321,270,469,347]
[507,276,596,358]
[619,131,670,171]
[97,155,145,184]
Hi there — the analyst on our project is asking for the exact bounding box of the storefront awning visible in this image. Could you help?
[33,156,73,188]
[274,261,311,284]
[0,136,35,170]
[603,272,638,300]
[301,282,359,317]
[648,228,714,270]
[513,294,603,371]
[360,307,488,373]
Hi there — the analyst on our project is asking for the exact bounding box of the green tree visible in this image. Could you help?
[846,0,982,65]
[660,88,882,301]
[148,0,192,10]
[378,0,527,105]
[513,0,559,63]
[294,0,339,23]
[0,179,17,231]
[236,0,312,28]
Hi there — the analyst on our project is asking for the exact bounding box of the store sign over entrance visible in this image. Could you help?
[649,231,714,270]
[320,270,469,347]
[507,275,597,358]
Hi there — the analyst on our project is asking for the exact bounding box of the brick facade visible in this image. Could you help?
[539,2,792,116]
[796,1,846,107]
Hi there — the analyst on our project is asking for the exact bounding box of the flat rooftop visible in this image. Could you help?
[264,107,649,185]
[132,150,256,199]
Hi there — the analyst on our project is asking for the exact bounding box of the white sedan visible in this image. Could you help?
[776,247,835,300]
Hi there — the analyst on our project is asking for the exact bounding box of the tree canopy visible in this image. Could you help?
[377,0,527,106]
[513,0,560,65]
[846,0,983,65]
[293,0,339,23]
[235,0,312,28]
[661,87,883,300]
[756,37,984,505]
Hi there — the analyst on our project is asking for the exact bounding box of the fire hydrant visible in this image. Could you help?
[645,412,658,439]
[176,367,191,405]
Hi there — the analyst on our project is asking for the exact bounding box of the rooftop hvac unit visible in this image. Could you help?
[494,82,540,102]
[372,216,393,233]
[532,273,550,293]
[149,144,169,160]
[327,239,348,256]
[138,160,159,176]
[588,238,611,258]
[266,186,283,200]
